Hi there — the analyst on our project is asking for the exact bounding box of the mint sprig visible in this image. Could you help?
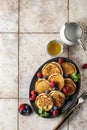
[72,73,81,82]
[38,109,49,117]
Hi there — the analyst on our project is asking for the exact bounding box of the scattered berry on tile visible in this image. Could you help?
[82,64,87,69]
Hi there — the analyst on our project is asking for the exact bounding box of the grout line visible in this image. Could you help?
[0,32,18,33]
[67,1,69,130]
[17,0,20,130]
[0,98,19,99]
[0,31,87,34]
[67,0,69,59]
[67,0,69,22]
[0,32,60,34]
[67,1,69,129]
[19,32,60,34]
[0,98,29,99]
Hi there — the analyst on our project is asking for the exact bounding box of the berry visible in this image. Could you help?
[63,74,69,78]
[43,75,48,79]
[29,96,36,101]
[53,106,58,110]
[37,72,42,78]
[31,90,37,96]
[26,110,30,113]
[19,104,25,111]
[50,81,57,87]
[63,86,69,94]
[82,64,87,69]
[23,110,26,114]
[50,108,54,113]
[53,87,57,91]
[58,58,64,64]
[45,90,50,94]
[53,110,59,116]
[19,110,23,114]
[25,104,30,110]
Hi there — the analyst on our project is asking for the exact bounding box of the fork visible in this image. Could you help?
[53,90,87,130]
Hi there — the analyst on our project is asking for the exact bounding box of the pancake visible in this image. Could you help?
[48,73,64,91]
[49,91,65,108]
[42,62,63,78]
[61,62,77,77]
[64,78,76,96]
[35,93,54,111]
[35,79,52,94]
[52,62,63,75]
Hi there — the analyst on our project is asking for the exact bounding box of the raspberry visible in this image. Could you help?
[19,104,25,111]
[36,72,42,78]
[82,64,87,69]
[31,90,37,96]
[53,110,59,116]
[29,96,36,101]
[58,58,64,64]
[50,81,57,87]
[63,86,69,94]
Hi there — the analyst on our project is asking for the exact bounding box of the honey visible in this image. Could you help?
[47,40,63,57]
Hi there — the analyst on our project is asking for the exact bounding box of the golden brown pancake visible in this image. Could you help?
[35,93,54,111]
[64,78,76,96]
[49,91,65,108]
[35,79,52,94]
[61,62,77,77]
[48,73,64,91]
[52,62,63,75]
[42,62,63,78]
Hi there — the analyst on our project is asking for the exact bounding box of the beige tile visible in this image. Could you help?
[69,0,87,32]
[69,100,87,130]
[68,34,87,94]
[68,34,87,130]
[0,0,18,32]
[19,34,68,98]
[0,99,17,130]
[19,99,68,130]
[0,34,18,98]
[20,0,68,32]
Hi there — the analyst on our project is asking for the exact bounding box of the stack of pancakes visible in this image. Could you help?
[35,61,77,112]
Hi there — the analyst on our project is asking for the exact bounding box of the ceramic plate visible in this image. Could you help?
[29,57,81,118]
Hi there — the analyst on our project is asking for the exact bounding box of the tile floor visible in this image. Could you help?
[0,0,87,130]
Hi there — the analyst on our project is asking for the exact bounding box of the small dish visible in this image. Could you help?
[47,40,63,57]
